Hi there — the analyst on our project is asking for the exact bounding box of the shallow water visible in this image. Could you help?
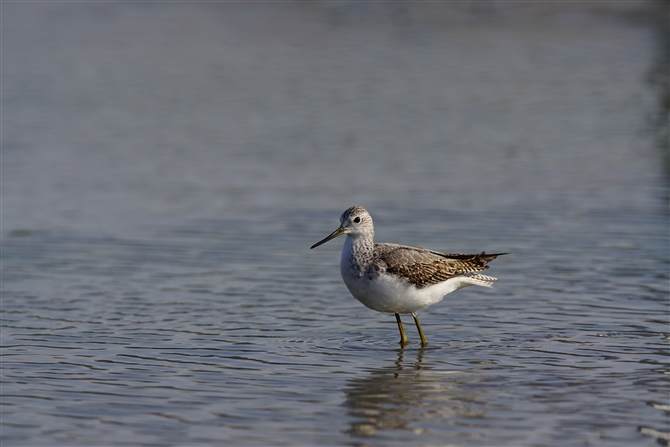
[2,3,669,446]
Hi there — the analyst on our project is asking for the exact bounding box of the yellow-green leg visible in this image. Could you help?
[395,313,408,346]
[412,312,427,347]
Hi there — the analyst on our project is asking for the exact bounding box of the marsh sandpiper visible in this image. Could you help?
[311,206,506,347]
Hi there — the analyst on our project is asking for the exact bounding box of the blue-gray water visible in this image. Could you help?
[2,3,668,446]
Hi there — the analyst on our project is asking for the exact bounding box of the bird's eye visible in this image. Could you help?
[353,217,361,223]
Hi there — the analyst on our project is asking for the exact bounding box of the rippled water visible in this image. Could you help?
[3,3,668,446]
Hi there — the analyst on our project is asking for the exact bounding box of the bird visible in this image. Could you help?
[310,206,506,347]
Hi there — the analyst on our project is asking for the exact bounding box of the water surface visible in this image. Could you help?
[2,3,668,446]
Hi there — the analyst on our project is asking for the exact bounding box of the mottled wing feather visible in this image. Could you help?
[375,243,504,289]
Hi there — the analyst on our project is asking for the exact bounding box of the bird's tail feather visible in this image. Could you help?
[463,273,499,288]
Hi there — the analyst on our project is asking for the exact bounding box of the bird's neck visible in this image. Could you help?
[342,234,375,274]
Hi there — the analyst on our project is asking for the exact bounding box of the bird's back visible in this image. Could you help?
[372,243,505,289]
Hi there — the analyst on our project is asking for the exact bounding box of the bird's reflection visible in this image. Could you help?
[343,348,488,438]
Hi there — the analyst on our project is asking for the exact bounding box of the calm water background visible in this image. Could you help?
[2,3,668,446]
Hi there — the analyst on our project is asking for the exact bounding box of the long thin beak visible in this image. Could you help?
[310,226,347,249]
